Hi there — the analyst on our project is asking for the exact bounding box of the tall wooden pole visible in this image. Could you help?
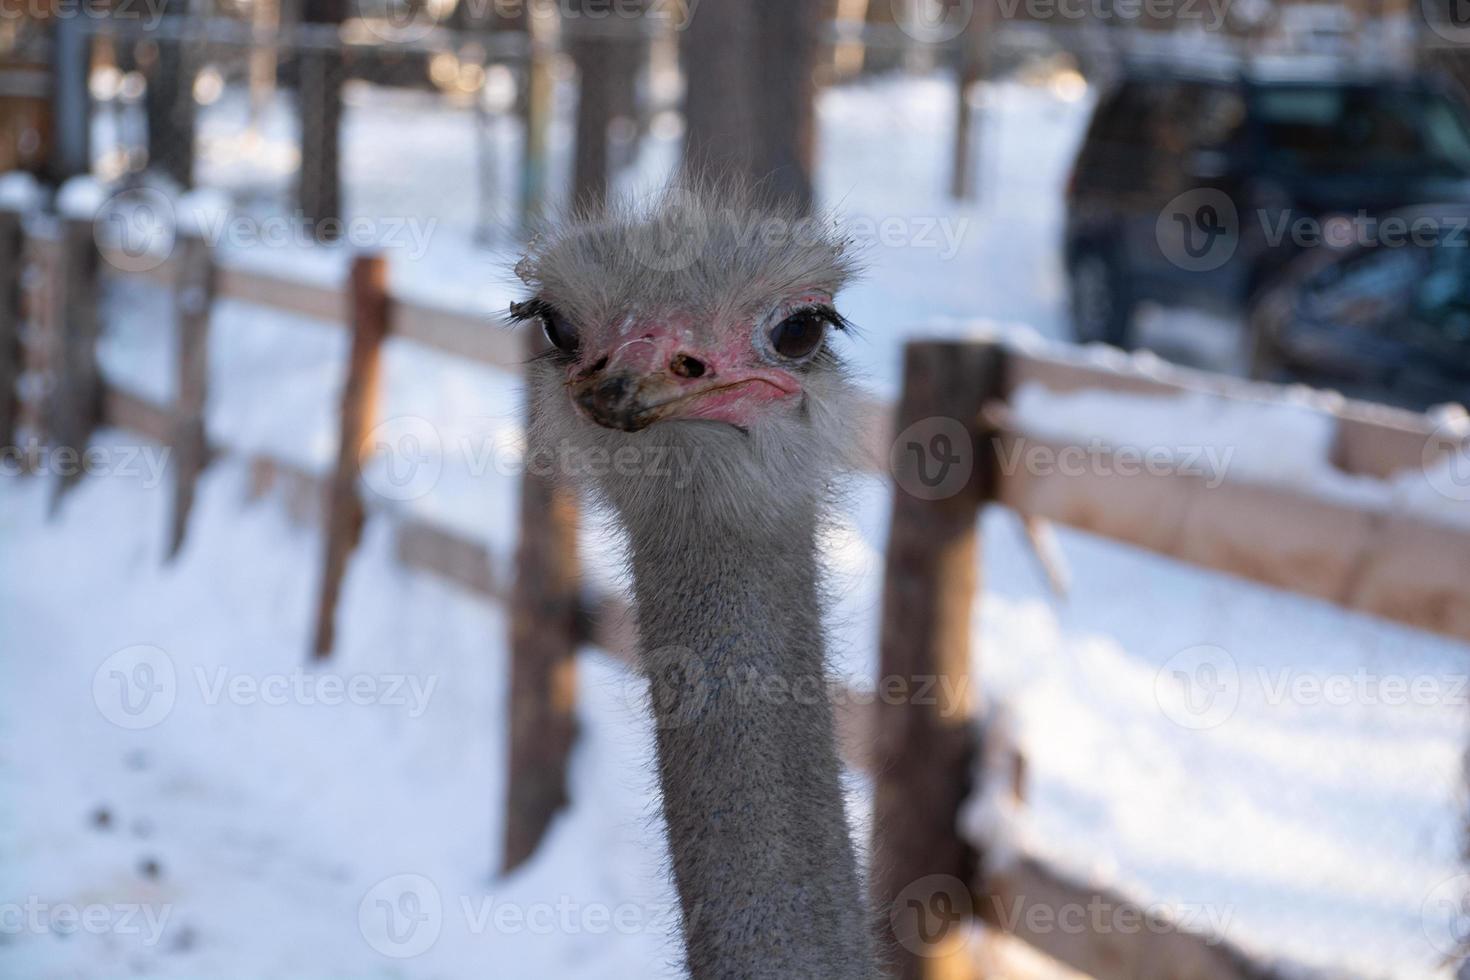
[310,254,389,658]
[502,327,582,873]
[872,340,1002,980]
[165,229,216,559]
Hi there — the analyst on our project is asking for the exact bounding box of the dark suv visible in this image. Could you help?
[1064,63,1470,347]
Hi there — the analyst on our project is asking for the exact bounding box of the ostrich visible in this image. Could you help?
[512,183,885,979]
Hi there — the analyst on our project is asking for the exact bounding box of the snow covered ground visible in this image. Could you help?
[5,71,1470,980]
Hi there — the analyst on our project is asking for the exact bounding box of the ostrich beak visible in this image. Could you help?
[575,371,665,432]
[570,333,798,433]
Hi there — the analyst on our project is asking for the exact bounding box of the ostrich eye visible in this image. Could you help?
[540,308,580,355]
[769,311,828,360]
[510,299,580,356]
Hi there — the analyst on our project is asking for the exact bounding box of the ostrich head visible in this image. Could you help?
[513,183,862,535]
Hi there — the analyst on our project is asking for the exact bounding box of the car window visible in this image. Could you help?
[1415,246,1470,343]
[1254,85,1470,176]
[1304,234,1470,342]
[1093,81,1156,145]
[1156,82,1247,153]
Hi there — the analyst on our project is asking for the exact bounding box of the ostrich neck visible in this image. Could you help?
[626,503,880,980]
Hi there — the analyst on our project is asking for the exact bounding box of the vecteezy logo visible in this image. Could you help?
[638,645,711,730]
[353,0,439,43]
[358,874,442,958]
[1421,0,1470,43]
[93,187,177,274]
[1156,189,1239,272]
[889,417,973,501]
[891,0,974,43]
[1155,645,1240,730]
[360,417,444,503]
[93,645,178,730]
[627,187,711,273]
[890,874,971,956]
[1422,418,1470,503]
[1422,874,1470,957]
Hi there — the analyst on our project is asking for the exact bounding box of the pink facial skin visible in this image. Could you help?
[568,295,831,432]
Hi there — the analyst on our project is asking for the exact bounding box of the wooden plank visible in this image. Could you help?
[1004,346,1454,481]
[394,518,502,599]
[1333,411,1458,482]
[100,247,178,289]
[502,327,581,873]
[165,231,216,559]
[993,427,1470,644]
[311,254,390,659]
[985,857,1291,980]
[215,264,347,323]
[102,385,175,444]
[391,299,521,368]
[244,454,326,526]
[872,340,1001,980]
[216,263,517,369]
[1349,514,1470,643]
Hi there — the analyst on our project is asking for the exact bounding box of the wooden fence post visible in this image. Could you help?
[310,253,389,659]
[0,201,26,454]
[501,327,581,874]
[165,228,216,559]
[46,212,102,508]
[872,339,1003,980]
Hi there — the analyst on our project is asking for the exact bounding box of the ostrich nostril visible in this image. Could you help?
[670,354,706,379]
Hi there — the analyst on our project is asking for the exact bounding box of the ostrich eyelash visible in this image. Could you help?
[510,298,583,363]
[826,308,854,333]
[796,304,855,336]
[508,297,556,324]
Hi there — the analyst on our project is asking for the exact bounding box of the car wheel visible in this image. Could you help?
[1069,250,1134,348]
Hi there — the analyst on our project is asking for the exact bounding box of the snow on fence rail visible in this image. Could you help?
[5,187,1468,980]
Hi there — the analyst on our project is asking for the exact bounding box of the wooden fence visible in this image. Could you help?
[5,189,1470,978]
[873,339,1470,980]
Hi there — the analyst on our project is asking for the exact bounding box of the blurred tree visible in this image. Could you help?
[567,0,646,208]
[682,0,819,212]
[144,0,197,188]
[298,0,345,239]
